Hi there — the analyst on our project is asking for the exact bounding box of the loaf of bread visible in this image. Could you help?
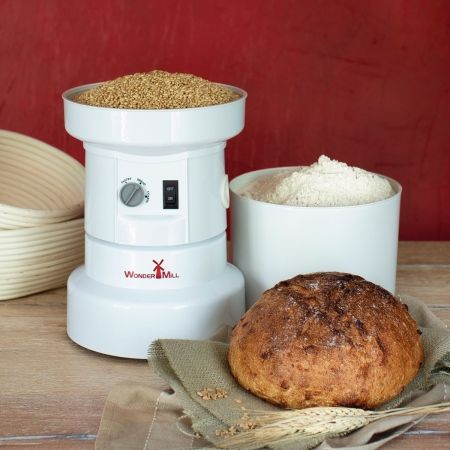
[228,273,424,409]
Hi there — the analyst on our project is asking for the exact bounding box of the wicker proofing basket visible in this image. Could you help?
[0,130,85,300]
[0,129,84,229]
[0,219,84,300]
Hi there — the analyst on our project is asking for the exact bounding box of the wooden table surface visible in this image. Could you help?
[0,242,449,449]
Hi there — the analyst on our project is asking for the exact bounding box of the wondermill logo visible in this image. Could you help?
[124,259,180,279]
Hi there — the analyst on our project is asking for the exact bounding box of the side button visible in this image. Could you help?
[221,174,230,209]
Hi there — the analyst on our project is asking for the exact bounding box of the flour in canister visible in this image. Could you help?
[241,155,394,207]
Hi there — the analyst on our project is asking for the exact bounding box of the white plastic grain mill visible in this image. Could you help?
[63,82,246,358]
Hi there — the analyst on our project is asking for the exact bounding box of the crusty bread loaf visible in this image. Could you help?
[228,273,423,409]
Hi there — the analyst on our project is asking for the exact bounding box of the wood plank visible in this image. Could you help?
[0,440,94,449]
[396,267,450,305]
[398,242,450,266]
[0,288,163,438]
[1,429,449,449]
[1,418,449,449]
[431,308,450,327]
[383,433,450,450]
[3,433,450,450]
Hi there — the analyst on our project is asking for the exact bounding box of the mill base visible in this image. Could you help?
[67,264,245,359]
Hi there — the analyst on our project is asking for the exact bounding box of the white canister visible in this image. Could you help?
[230,168,401,308]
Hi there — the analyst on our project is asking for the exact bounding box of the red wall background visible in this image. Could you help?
[1,0,449,239]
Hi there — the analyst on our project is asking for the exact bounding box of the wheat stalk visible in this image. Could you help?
[217,402,450,448]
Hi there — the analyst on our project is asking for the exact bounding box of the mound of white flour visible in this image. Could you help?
[242,155,394,207]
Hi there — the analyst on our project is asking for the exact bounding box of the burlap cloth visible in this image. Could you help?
[96,296,450,450]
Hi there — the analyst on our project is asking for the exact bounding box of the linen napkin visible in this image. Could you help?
[96,296,450,450]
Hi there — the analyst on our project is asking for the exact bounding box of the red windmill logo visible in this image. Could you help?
[123,259,179,280]
[153,259,164,279]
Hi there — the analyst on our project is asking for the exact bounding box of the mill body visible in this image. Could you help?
[63,83,246,359]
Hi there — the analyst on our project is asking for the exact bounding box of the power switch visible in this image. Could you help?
[163,180,179,209]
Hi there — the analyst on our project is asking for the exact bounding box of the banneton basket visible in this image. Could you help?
[0,217,84,301]
[0,130,84,229]
[230,167,401,308]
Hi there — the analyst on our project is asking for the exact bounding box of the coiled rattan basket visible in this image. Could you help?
[0,130,84,300]
[0,129,84,229]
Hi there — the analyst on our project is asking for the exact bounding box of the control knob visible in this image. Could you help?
[119,182,145,207]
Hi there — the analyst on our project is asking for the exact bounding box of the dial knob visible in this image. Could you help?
[119,182,145,207]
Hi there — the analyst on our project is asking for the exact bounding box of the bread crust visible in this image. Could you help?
[228,273,424,409]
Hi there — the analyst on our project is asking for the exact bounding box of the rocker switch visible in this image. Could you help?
[163,180,178,209]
